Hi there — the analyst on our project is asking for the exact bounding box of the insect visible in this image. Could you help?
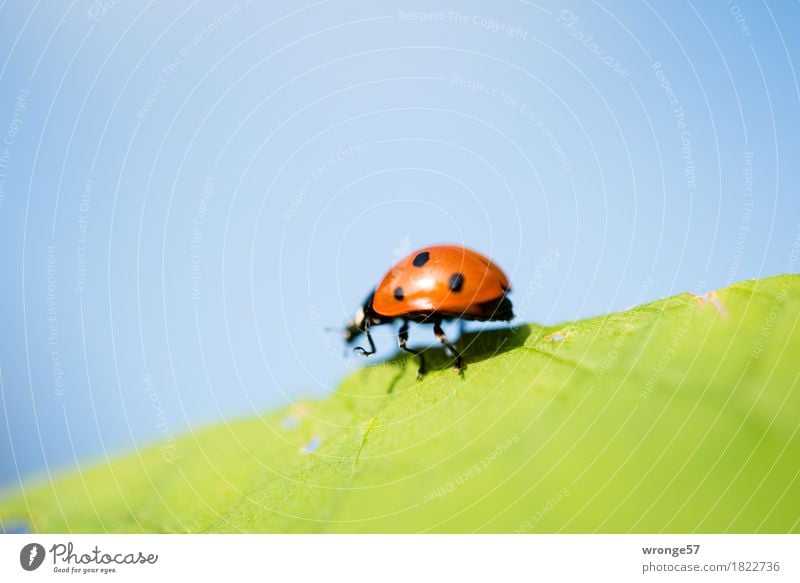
[343,244,513,378]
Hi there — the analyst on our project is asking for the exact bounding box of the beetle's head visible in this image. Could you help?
[343,292,374,344]
[343,291,393,343]
[343,307,367,343]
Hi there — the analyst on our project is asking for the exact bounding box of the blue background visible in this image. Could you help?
[1,0,798,488]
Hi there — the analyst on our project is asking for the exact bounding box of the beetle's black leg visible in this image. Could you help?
[434,319,463,371]
[399,320,426,379]
[353,321,376,356]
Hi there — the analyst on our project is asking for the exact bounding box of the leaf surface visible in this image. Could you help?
[2,275,798,533]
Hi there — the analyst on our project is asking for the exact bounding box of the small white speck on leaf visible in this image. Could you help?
[694,291,728,318]
[281,415,299,430]
[300,436,322,455]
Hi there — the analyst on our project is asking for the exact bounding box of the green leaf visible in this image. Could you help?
[2,275,799,533]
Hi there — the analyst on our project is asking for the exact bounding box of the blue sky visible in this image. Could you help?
[1,0,799,487]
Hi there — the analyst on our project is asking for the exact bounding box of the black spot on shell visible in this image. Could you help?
[394,287,405,300]
[412,251,430,267]
[449,273,465,292]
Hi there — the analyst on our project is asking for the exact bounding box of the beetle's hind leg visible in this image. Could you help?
[434,319,463,372]
[398,320,426,379]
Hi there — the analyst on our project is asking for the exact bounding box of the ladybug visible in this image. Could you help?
[344,244,513,377]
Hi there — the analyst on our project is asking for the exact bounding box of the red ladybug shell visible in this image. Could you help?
[372,245,511,319]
